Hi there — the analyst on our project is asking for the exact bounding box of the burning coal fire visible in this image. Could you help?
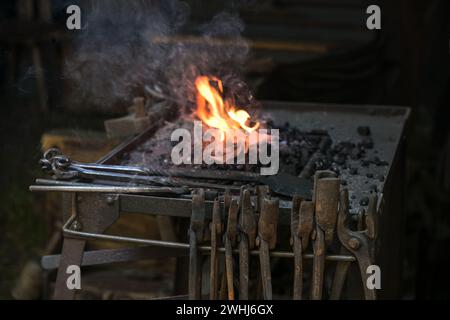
[195,75,259,137]
[193,75,271,165]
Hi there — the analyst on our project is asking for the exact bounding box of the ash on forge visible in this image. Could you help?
[123,76,358,180]
[122,89,387,195]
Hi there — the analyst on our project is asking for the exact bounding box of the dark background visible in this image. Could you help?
[0,0,450,299]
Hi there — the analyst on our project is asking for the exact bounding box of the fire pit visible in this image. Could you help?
[32,100,409,300]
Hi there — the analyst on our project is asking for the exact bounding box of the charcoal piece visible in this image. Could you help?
[350,148,364,160]
[359,137,374,149]
[333,154,346,165]
[366,173,374,178]
[311,129,328,135]
[357,126,371,136]
[360,197,369,206]
[349,167,358,175]
[279,142,291,156]
[368,156,388,167]
[329,164,340,175]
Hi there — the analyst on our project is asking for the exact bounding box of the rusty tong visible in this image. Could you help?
[257,196,279,300]
[290,195,314,300]
[209,198,222,299]
[238,187,257,299]
[336,189,378,300]
[310,171,340,300]
[188,189,206,299]
[223,194,239,300]
[40,149,314,197]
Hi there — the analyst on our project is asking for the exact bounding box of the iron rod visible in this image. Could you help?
[62,223,355,261]
[30,185,187,194]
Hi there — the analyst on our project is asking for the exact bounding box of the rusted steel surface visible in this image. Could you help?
[337,189,378,300]
[330,247,352,300]
[290,195,303,300]
[224,199,239,300]
[298,201,314,249]
[291,195,315,300]
[188,189,206,300]
[258,197,279,300]
[310,171,340,300]
[48,175,390,301]
[53,238,86,300]
[238,188,256,300]
[209,198,222,300]
[313,171,340,245]
[53,193,120,300]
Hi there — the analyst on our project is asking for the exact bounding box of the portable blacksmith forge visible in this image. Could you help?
[31,101,410,300]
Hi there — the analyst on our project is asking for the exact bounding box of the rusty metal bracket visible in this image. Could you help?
[291,195,314,300]
[291,194,303,300]
[61,209,356,261]
[238,188,257,300]
[224,198,239,300]
[256,185,269,213]
[188,189,206,300]
[310,171,340,300]
[54,188,358,301]
[329,247,352,300]
[209,198,222,300]
[54,192,120,299]
[257,197,279,300]
[337,189,378,300]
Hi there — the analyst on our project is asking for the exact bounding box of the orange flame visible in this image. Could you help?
[195,76,259,136]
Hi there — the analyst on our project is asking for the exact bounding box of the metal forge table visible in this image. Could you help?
[33,101,410,300]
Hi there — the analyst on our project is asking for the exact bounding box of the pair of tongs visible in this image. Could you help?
[40,148,171,184]
[40,149,314,198]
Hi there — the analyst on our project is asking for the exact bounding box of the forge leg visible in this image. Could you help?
[53,238,86,300]
[52,193,119,300]
[174,257,189,295]
[173,218,189,295]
